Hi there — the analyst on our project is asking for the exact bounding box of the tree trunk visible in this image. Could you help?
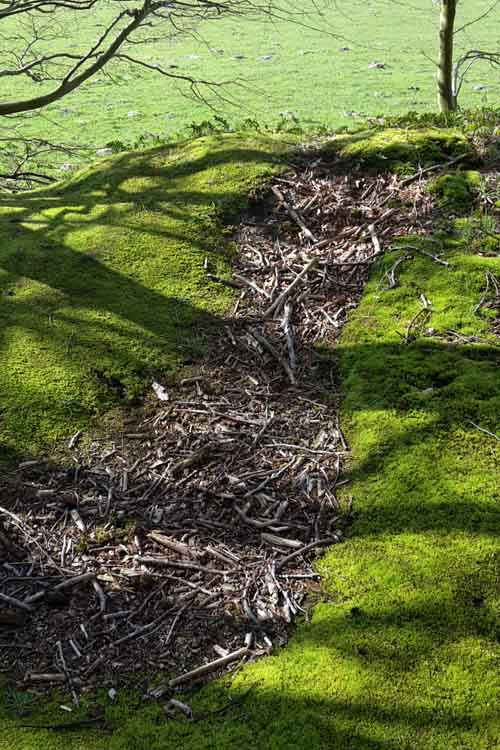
[438,0,457,112]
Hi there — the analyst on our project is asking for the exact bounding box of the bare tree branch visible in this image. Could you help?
[454,48,500,99]
[454,0,500,35]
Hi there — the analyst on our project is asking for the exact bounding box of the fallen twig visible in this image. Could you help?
[250,331,297,385]
[169,635,252,688]
[405,295,432,344]
[275,537,340,572]
[469,421,500,442]
[264,258,318,319]
[271,185,318,242]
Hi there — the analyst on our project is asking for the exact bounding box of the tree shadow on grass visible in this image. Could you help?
[0,138,283,459]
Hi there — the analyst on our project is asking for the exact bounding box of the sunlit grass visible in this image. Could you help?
[1,0,499,157]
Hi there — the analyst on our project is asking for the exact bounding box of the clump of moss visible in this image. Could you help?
[332,127,473,170]
[428,169,482,212]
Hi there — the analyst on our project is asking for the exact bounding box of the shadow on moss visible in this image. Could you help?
[0,134,287,460]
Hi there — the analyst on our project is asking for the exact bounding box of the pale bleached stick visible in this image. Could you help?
[264,258,318,319]
[368,224,381,255]
[469,421,500,441]
[169,635,252,688]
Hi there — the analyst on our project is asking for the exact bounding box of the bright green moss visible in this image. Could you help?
[332,127,472,170]
[0,134,287,463]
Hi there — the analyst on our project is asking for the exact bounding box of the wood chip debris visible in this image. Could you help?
[0,151,463,697]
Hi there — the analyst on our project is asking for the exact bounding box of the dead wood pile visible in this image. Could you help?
[0,152,457,702]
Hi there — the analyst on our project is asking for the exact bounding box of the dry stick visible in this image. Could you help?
[398,244,450,267]
[275,537,339,573]
[233,273,270,298]
[25,572,95,605]
[264,258,318,319]
[136,556,227,575]
[261,533,303,549]
[474,271,500,314]
[68,430,83,450]
[469,421,500,442]
[320,254,384,269]
[0,591,33,612]
[161,601,190,652]
[281,302,296,371]
[271,185,318,242]
[398,153,469,188]
[114,606,174,647]
[250,331,296,385]
[234,504,288,530]
[148,531,196,558]
[168,699,193,719]
[169,637,252,688]
[92,579,107,613]
[204,545,239,567]
[368,224,381,255]
[206,273,244,290]
[385,253,412,289]
[405,296,432,344]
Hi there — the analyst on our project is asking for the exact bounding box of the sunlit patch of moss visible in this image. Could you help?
[331,127,473,170]
[0,134,288,463]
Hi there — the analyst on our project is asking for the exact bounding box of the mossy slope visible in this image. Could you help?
[2,129,500,750]
[0,134,285,462]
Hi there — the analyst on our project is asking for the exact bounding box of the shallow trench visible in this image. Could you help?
[0,152,439,700]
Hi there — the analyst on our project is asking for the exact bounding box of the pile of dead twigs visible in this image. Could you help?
[0,151,475,701]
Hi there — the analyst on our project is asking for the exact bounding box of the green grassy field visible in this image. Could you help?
[2,0,499,158]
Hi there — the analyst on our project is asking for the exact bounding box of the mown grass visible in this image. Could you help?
[2,0,499,157]
[0,133,287,463]
[2,128,500,749]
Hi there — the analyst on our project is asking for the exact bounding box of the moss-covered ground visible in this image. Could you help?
[2,127,500,749]
[0,134,287,464]
[334,126,473,170]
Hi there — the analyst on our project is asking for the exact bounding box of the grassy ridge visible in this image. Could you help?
[0,134,286,462]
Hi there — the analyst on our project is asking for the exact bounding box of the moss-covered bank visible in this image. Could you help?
[2,127,500,749]
[0,134,286,463]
